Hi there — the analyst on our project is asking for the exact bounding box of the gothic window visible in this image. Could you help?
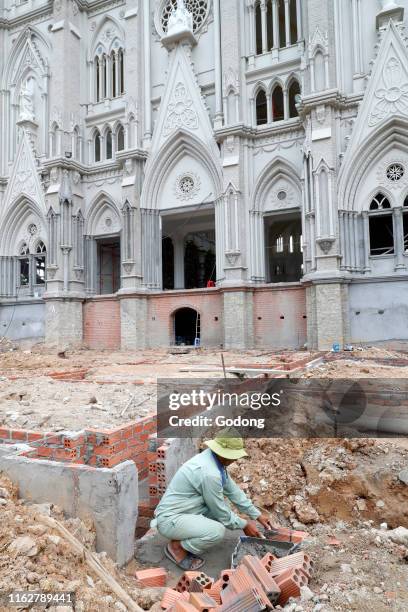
[102,54,107,99]
[94,131,101,162]
[111,51,117,98]
[35,242,46,285]
[19,243,30,287]
[272,85,284,121]
[106,129,113,159]
[278,0,286,47]
[73,126,80,160]
[160,0,209,34]
[117,125,125,151]
[95,57,101,102]
[267,1,273,50]
[255,1,262,55]
[276,235,284,253]
[95,46,124,102]
[289,80,301,118]
[369,194,391,210]
[289,0,298,44]
[403,196,408,252]
[256,89,268,125]
[369,193,394,256]
[118,48,125,95]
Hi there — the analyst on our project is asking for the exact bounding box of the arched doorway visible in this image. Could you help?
[174,308,201,346]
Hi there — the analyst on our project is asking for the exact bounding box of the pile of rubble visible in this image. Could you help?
[136,529,314,611]
[0,473,165,611]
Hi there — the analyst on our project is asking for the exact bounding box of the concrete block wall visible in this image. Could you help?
[0,301,45,341]
[253,286,307,349]
[83,296,121,350]
[0,415,156,477]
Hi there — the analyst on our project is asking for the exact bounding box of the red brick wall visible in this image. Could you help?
[83,297,121,350]
[147,289,223,348]
[253,286,307,349]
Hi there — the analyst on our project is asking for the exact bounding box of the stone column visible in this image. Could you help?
[223,289,254,349]
[143,0,152,145]
[305,281,348,350]
[119,294,148,350]
[284,0,291,46]
[173,237,185,289]
[215,196,226,284]
[272,0,279,49]
[394,206,405,270]
[296,0,302,40]
[283,87,289,120]
[362,211,371,272]
[141,209,161,288]
[214,0,224,127]
[249,210,266,282]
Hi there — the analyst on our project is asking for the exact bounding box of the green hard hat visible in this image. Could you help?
[205,427,248,460]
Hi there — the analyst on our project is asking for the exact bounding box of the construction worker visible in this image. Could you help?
[152,428,273,570]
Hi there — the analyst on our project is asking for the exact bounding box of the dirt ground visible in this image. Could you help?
[1,341,408,610]
[0,474,167,612]
[1,341,408,432]
[0,343,315,431]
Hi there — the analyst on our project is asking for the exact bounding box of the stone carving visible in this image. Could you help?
[167,0,193,36]
[225,251,241,266]
[123,262,134,274]
[376,156,408,190]
[161,0,209,35]
[317,237,335,254]
[369,56,408,126]
[223,67,239,95]
[269,183,297,211]
[19,77,35,122]
[175,172,201,200]
[163,82,199,136]
[10,146,37,201]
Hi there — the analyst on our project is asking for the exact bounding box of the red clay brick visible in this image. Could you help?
[134,567,167,587]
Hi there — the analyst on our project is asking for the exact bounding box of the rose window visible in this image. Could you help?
[386,163,404,182]
[179,176,194,195]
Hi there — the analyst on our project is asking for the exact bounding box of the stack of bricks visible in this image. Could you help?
[158,543,314,611]
[0,416,156,477]
[147,435,169,509]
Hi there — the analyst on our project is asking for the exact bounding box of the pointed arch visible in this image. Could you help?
[251,157,302,212]
[0,196,47,256]
[338,117,408,211]
[142,130,223,210]
[89,15,125,59]
[85,192,122,237]
[255,88,268,126]
[2,26,50,89]
[271,83,284,122]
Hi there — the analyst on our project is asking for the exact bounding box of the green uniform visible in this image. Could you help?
[152,448,260,555]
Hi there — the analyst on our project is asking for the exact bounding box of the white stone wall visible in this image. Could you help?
[1,1,408,348]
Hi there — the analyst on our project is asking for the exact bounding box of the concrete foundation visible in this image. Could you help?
[0,450,138,566]
[0,300,45,341]
[306,282,348,350]
[44,297,84,347]
[120,295,148,350]
[223,290,254,349]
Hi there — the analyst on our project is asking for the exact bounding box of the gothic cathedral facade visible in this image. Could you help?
[0,0,407,350]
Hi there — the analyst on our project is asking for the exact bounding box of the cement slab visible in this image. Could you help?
[0,451,138,566]
[135,528,241,581]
